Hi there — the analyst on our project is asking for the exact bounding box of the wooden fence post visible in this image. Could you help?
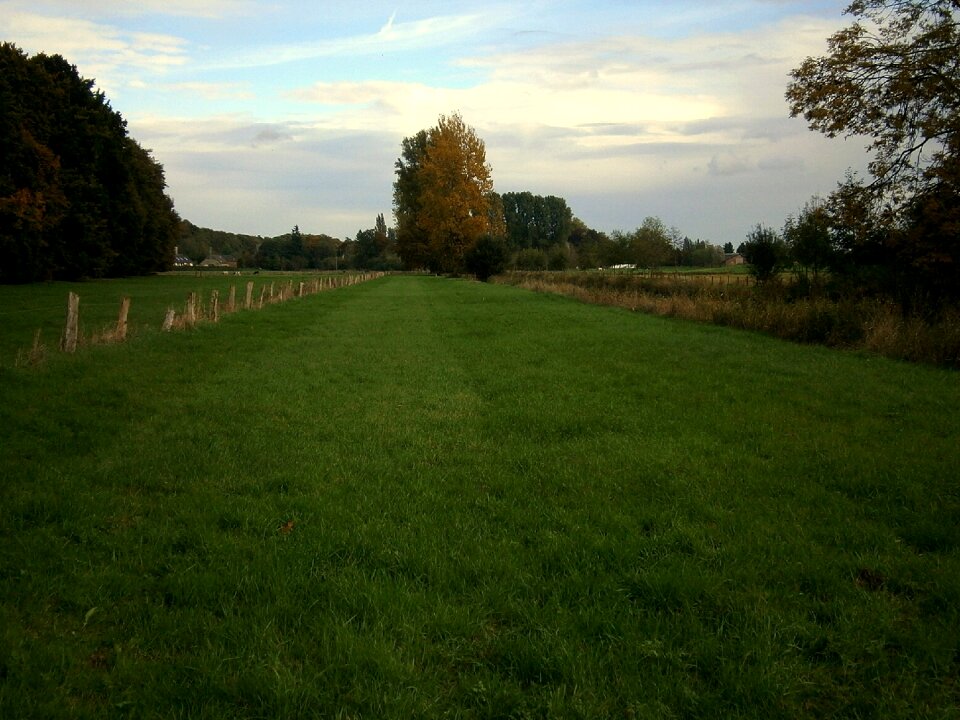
[211,290,220,323]
[61,292,80,352]
[162,307,176,331]
[184,292,197,327]
[298,282,305,297]
[227,286,236,313]
[269,282,275,301]
[245,281,254,309]
[258,286,266,309]
[116,296,131,341]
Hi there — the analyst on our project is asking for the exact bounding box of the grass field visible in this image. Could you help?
[1,275,958,718]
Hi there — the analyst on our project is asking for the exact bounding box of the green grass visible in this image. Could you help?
[1,275,958,718]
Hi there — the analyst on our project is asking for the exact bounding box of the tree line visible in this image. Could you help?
[392,0,959,313]
[0,43,180,283]
[392,113,730,279]
[177,217,403,272]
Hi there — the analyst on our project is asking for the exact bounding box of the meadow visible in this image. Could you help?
[1,274,958,718]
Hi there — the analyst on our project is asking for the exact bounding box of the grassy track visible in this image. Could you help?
[1,275,958,718]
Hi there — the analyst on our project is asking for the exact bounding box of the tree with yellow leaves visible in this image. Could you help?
[394,113,502,273]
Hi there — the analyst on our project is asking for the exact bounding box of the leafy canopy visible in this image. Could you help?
[786,0,960,212]
[0,43,179,283]
[393,113,501,274]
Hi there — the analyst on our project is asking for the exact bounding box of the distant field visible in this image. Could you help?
[1,275,958,718]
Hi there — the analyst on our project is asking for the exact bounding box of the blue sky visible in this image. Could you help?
[2,0,871,244]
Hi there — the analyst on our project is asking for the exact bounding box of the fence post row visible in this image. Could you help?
[44,274,383,355]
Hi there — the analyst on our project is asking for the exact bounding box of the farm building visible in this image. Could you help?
[199,254,238,269]
[724,253,746,266]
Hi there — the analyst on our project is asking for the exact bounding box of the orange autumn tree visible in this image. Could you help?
[394,113,502,273]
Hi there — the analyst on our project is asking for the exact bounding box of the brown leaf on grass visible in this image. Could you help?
[88,649,110,670]
[279,520,296,535]
[855,567,886,592]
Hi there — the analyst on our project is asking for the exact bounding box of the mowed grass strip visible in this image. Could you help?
[1,275,958,719]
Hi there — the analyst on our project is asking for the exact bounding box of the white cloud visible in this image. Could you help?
[164,81,255,101]
[211,10,490,69]
[0,8,190,96]
[15,0,255,19]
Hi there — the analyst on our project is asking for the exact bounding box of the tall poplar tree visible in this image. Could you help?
[393,113,501,273]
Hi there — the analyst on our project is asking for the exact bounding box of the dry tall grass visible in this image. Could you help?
[496,271,960,367]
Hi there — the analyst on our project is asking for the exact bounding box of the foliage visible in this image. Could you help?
[0,43,179,283]
[499,191,574,250]
[2,276,959,718]
[251,228,348,271]
[177,220,261,266]
[393,130,431,270]
[511,247,549,271]
[394,113,502,273]
[568,218,619,268]
[675,237,725,267]
[787,0,960,210]
[741,225,788,283]
[354,214,401,270]
[611,217,674,268]
[783,198,836,279]
[786,1,960,304]
[464,234,508,281]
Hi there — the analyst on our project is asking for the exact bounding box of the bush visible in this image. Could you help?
[465,235,509,281]
[741,225,787,283]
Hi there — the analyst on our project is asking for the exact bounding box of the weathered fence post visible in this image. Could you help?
[162,307,176,331]
[298,282,305,297]
[61,292,80,353]
[116,296,131,341]
[211,290,220,323]
[258,286,266,309]
[245,281,254,309]
[184,292,197,327]
[227,286,236,313]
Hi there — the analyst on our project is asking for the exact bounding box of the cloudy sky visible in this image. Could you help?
[2,0,872,244]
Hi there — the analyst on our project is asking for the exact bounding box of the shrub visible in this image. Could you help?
[465,235,509,281]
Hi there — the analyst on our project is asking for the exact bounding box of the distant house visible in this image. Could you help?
[172,246,194,268]
[199,254,238,269]
[724,253,746,266]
